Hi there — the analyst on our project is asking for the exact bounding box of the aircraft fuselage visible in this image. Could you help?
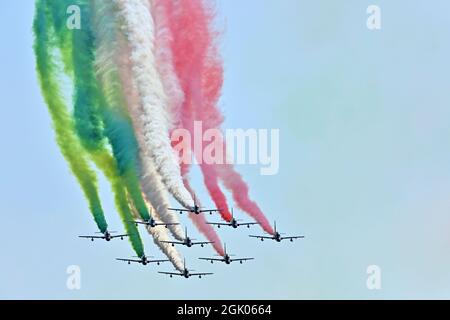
[104,232,112,241]
[192,205,201,214]
[274,232,282,242]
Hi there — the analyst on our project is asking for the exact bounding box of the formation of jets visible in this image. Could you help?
[78,206,304,279]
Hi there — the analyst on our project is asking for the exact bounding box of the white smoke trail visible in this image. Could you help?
[92,0,184,240]
[140,163,185,240]
[113,0,194,209]
[119,43,185,241]
[145,212,184,272]
[129,198,184,271]
[149,0,185,128]
[113,6,185,241]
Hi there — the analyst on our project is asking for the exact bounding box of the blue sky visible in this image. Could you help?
[1,0,450,299]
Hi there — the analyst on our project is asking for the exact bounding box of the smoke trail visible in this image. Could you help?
[69,0,145,255]
[201,12,275,235]
[162,0,232,221]
[91,0,152,222]
[150,1,231,244]
[200,19,274,234]
[46,0,73,75]
[130,200,184,271]
[167,0,274,234]
[217,166,274,234]
[92,151,145,257]
[33,0,108,233]
[140,164,184,240]
[182,164,225,256]
[149,0,184,128]
[113,0,194,209]
[153,0,230,249]
[104,0,184,241]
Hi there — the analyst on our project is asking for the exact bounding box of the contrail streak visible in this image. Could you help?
[129,198,184,271]
[33,0,108,234]
[149,0,185,128]
[71,0,146,255]
[92,0,152,223]
[162,0,232,222]
[182,164,225,256]
[37,0,146,256]
[108,0,185,241]
[113,0,194,209]
[166,0,274,234]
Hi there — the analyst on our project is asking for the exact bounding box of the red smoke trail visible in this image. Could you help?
[162,0,232,222]
[165,0,274,235]
[202,50,275,234]
[151,0,225,255]
[216,165,274,234]
[181,164,225,256]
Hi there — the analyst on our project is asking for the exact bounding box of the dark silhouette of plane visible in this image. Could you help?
[159,259,213,279]
[199,243,254,265]
[78,230,127,242]
[249,221,304,242]
[160,227,213,248]
[131,217,179,228]
[168,196,221,215]
[116,255,169,266]
[207,208,257,229]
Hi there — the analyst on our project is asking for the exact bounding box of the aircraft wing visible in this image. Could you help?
[168,208,191,212]
[230,258,254,262]
[78,235,105,239]
[116,258,142,263]
[148,259,170,264]
[199,257,224,262]
[237,222,258,227]
[199,209,221,213]
[189,272,213,277]
[156,222,180,226]
[280,236,305,241]
[160,240,185,245]
[158,271,183,277]
[206,222,230,226]
[249,235,273,239]
[191,241,214,246]
[110,234,128,239]
[134,221,149,225]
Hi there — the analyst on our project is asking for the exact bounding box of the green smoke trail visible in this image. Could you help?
[69,0,145,256]
[90,0,152,222]
[33,0,108,233]
[40,0,145,256]
[46,0,73,75]
[90,150,144,257]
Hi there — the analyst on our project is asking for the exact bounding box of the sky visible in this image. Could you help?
[1,0,450,299]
